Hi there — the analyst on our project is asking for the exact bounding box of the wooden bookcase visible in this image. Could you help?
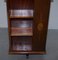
[6,0,51,54]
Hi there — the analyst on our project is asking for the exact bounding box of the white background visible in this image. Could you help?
[0,0,58,29]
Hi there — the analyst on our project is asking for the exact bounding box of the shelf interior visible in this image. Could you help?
[9,10,33,18]
[8,0,34,18]
[8,0,34,53]
[11,19,33,36]
[10,36,32,51]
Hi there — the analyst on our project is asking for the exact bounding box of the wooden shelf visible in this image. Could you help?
[11,27,33,36]
[9,51,46,55]
[11,33,32,36]
[9,16,33,19]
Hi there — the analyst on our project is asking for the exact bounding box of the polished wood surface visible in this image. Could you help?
[33,0,50,51]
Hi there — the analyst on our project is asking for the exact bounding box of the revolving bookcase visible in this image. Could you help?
[6,0,51,55]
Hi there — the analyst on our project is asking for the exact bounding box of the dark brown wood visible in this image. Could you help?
[9,16,33,19]
[6,0,51,54]
[9,51,46,55]
[7,0,34,9]
[33,0,50,51]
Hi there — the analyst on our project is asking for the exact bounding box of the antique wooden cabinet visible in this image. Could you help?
[6,0,51,54]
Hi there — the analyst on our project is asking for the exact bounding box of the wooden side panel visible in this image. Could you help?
[6,0,12,52]
[33,0,50,51]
